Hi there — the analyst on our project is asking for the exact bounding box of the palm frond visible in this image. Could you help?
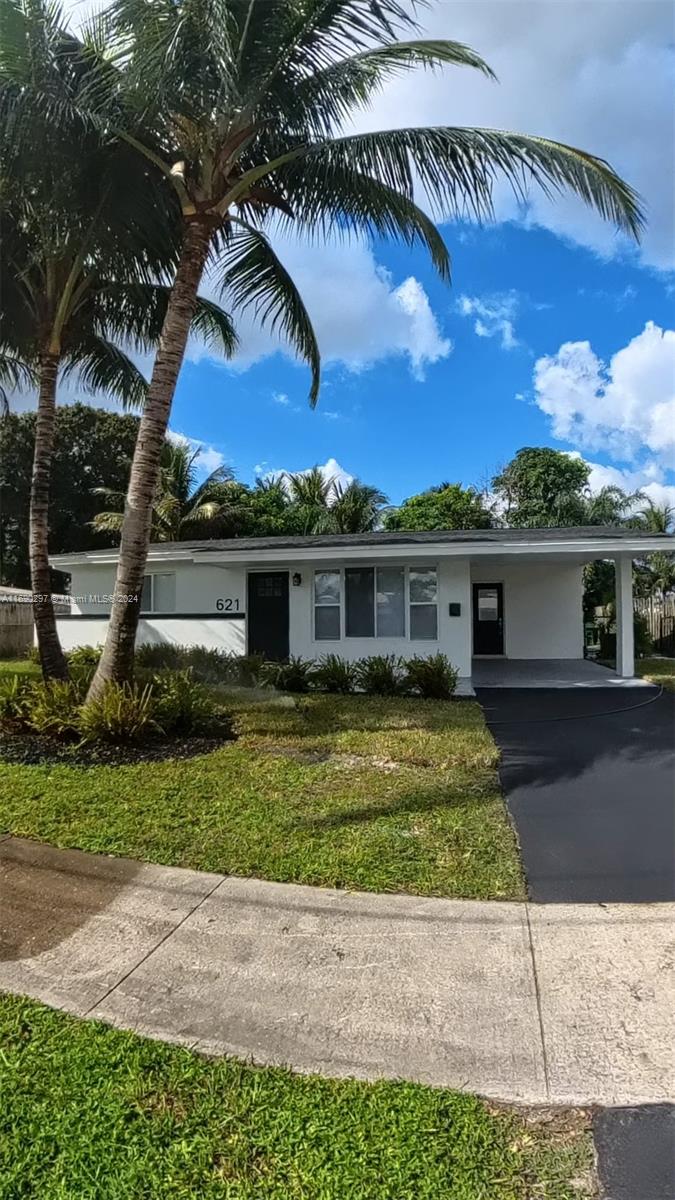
[267,126,644,237]
[218,222,320,405]
[64,335,147,409]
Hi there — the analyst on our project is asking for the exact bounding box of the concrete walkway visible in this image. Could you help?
[1,836,673,1108]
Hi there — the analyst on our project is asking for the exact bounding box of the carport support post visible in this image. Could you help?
[615,556,635,678]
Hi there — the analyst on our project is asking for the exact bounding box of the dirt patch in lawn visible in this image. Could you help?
[0,726,236,767]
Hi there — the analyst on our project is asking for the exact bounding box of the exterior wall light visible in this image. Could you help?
[292,572,302,587]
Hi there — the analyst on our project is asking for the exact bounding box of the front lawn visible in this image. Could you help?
[0,663,522,899]
[0,993,592,1200]
[637,656,675,691]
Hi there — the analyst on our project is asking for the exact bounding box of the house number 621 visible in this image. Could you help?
[216,598,240,611]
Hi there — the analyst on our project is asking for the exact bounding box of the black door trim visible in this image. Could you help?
[473,582,505,656]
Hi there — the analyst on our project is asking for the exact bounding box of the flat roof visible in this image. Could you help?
[50,525,674,567]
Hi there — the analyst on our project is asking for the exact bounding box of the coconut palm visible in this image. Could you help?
[634,498,674,534]
[0,0,237,678]
[69,0,644,693]
[326,480,389,533]
[92,441,236,543]
[577,484,644,527]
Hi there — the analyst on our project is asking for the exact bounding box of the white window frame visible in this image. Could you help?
[408,566,439,641]
[141,571,176,613]
[311,564,439,643]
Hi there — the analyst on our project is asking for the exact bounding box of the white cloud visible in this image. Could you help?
[576,456,675,511]
[260,457,355,498]
[272,392,290,406]
[532,321,675,466]
[356,1,675,271]
[167,429,227,477]
[210,238,451,382]
[458,292,520,349]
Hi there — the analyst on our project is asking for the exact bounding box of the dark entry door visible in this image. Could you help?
[247,572,289,660]
[473,583,504,655]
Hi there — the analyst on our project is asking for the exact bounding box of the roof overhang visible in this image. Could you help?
[50,534,673,570]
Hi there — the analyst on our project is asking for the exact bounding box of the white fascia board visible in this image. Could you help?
[201,537,672,564]
[51,535,672,569]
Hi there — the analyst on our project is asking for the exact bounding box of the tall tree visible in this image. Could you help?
[384,482,493,530]
[72,0,644,694]
[328,481,389,533]
[492,448,592,527]
[92,441,236,543]
[0,0,236,679]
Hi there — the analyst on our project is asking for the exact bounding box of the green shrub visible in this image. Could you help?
[77,683,157,744]
[26,645,41,665]
[135,643,186,672]
[228,653,266,687]
[135,644,264,687]
[151,669,219,735]
[0,675,31,731]
[260,656,315,693]
[67,645,102,668]
[354,655,405,696]
[23,681,81,739]
[404,654,458,700]
[312,654,357,694]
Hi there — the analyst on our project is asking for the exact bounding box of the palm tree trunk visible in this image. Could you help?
[87,220,212,699]
[30,351,69,681]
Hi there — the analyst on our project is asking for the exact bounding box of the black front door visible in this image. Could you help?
[473,583,504,655]
[247,572,289,660]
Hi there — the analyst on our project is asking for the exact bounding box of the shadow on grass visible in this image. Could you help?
[293,781,494,832]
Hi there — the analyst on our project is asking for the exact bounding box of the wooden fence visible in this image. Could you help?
[635,596,675,657]
[0,587,71,658]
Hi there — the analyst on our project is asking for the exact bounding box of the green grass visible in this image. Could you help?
[0,993,593,1200]
[0,656,39,678]
[0,668,523,898]
[637,656,675,691]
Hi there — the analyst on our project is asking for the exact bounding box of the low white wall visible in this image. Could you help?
[471,561,583,659]
[288,558,472,676]
[67,561,246,616]
[56,616,246,654]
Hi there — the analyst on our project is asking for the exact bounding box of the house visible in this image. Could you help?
[49,526,673,691]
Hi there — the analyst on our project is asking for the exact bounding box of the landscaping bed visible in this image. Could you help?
[0,993,594,1200]
[0,660,523,900]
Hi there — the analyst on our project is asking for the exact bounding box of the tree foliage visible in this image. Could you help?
[384,482,493,531]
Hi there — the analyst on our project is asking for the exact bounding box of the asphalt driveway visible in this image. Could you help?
[476,687,675,904]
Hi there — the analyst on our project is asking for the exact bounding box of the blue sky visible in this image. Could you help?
[171,217,674,506]
[58,0,675,508]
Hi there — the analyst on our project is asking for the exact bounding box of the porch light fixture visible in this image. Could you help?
[292,572,302,587]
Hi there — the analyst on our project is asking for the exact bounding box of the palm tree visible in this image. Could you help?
[92,441,236,543]
[578,484,644,526]
[326,480,389,533]
[73,0,643,694]
[635,498,674,534]
[0,0,237,678]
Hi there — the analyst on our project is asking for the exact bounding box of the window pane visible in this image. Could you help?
[409,568,437,604]
[153,573,176,613]
[477,588,499,621]
[315,571,340,605]
[315,605,340,640]
[410,604,438,640]
[345,568,374,637]
[141,575,152,611]
[376,566,404,637]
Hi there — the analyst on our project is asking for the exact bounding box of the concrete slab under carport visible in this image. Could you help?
[472,657,652,687]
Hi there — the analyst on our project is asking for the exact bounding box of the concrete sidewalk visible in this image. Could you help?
[0,836,673,1107]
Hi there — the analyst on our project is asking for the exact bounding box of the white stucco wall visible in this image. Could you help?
[56,560,247,653]
[471,561,584,659]
[288,558,472,676]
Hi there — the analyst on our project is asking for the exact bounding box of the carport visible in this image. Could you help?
[471,658,653,688]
